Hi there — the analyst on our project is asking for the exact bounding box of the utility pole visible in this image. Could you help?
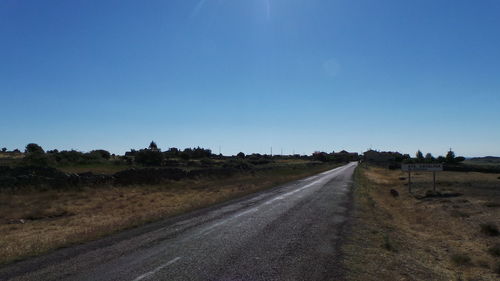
[270,147,273,156]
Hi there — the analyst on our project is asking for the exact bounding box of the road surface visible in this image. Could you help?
[0,162,357,281]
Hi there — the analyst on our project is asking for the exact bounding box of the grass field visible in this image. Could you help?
[464,158,500,167]
[343,164,500,280]
[0,162,340,265]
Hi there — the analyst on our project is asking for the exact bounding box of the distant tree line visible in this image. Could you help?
[123,141,215,166]
[407,149,465,164]
[19,143,114,167]
[311,150,360,163]
[3,141,363,168]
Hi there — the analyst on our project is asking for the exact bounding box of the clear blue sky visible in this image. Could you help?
[1,0,499,157]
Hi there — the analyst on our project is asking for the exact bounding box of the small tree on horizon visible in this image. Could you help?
[446,150,456,163]
[1,147,6,152]
[425,153,434,162]
[416,150,424,160]
[149,141,158,151]
[25,143,44,154]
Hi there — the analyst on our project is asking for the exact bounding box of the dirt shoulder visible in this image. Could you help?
[0,163,340,266]
[343,164,500,281]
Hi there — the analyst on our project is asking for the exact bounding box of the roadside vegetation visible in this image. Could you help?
[343,163,500,280]
[0,142,354,265]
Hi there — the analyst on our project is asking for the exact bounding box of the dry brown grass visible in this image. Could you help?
[0,163,337,265]
[343,164,500,281]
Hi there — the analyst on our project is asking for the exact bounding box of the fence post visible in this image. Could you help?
[433,171,436,192]
[408,170,411,193]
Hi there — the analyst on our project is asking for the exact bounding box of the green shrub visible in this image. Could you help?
[135,149,164,166]
[382,234,397,252]
[488,244,500,257]
[495,262,500,275]
[22,152,52,167]
[451,253,471,266]
[480,223,500,236]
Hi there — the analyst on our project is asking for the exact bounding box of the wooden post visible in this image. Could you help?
[408,170,411,193]
[433,171,436,192]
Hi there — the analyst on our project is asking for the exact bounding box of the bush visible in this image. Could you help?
[223,159,254,170]
[53,150,85,164]
[382,234,397,252]
[187,160,200,167]
[480,223,499,236]
[451,253,471,266]
[248,158,271,165]
[135,149,164,166]
[163,159,181,166]
[488,243,500,257]
[200,158,215,166]
[494,262,500,275]
[23,152,52,167]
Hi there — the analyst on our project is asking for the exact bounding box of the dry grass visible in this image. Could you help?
[0,163,337,265]
[343,164,500,281]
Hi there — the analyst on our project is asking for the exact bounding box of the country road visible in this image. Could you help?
[0,162,357,281]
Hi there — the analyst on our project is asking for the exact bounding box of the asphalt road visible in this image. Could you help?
[0,162,357,281]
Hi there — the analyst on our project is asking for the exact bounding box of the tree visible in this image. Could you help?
[237,152,245,159]
[23,144,50,166]
[166,147,180,157]
[312,151,329,162]
[192,147,212,158]
[89,149,111,160]
[25,143,44,154]
[149,141,159,151]
[425,153,434,162]
[416,150,424,160]
[1,147,6,152]
[446,150,456,163]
